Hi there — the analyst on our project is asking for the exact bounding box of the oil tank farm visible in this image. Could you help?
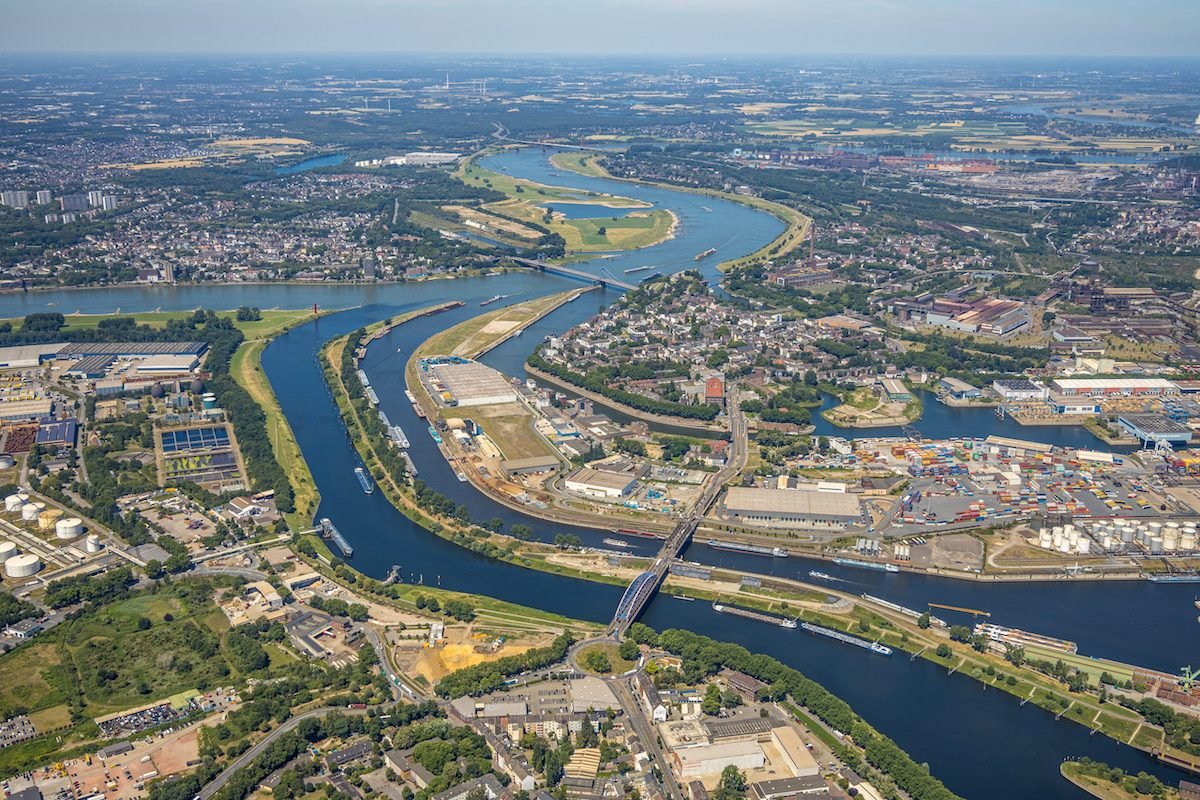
[0,541,17,561]
[85,534,103,553]
[55,517,83,539]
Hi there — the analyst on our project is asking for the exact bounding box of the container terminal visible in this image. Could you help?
[319,517,354,558]
[801,622,893,656]
[712,602,797,629]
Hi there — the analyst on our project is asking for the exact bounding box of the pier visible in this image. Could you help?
[319,517,354,558]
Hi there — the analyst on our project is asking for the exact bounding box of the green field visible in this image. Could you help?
[565,211,674,249]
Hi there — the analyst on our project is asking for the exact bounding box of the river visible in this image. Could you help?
[2,146,1192,797]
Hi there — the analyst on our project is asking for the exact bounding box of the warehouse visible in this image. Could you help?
[501,455,562,476]
[1049,378,1179,397]
[991,379,1049,401]
[721,487,862,530]
[132,354,202,374]
[672,741,764,779]
[55,341,208,359]
[1118,414,1193,446]
[938,376,981,400]
[0,344,66,368]
[35,418,77,446]
[564,467,637,499]
[879,377,911,403]
[0,399,53,421]
[429,360,517,407]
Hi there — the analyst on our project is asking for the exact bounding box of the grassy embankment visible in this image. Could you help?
[548,149,810,273]
[454,153,676,252]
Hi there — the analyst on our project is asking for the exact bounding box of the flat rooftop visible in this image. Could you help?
[430,360,516,404]
[724,487,861,519]
[1119,414,1191,435]
[566,467,637,491]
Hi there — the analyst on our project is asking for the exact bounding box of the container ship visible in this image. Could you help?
[615,528,661,539]
[354,467,374,494]
[832,557,899,573]
[695,248,717,261]
[707,539,788,558]
[712,602,797,629]
[801,622,892,655]
[319,517,354,558]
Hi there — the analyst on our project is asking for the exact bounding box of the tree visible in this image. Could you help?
[917,612,931,630]
[702,682,722,716]
[935,644,951,659]
[583,649,612,674]
[618,640,640,662]
[714,765,747,800]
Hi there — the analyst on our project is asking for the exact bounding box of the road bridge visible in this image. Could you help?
[510,256,634,290]
[609,385,746,635]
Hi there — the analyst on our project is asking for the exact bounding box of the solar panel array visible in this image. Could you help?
[160,426,230,453]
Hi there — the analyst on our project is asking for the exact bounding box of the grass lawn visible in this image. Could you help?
[414,290,581,361]
[27,704,72,733]
[564,210,674,250]
[5,308,322,338]
[578,643,636,675]
[473,408,557,461]
[0,644,66,718]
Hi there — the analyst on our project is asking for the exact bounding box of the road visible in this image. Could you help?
[197,706,371,800]
[611,676,679,799]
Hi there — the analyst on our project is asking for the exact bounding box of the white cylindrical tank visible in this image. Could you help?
[3,494,22,512]
[1148,522,1162,535]
[0,541,17,561]
[1182,533,1198,552]
[21,502,44,521]
[4,554,40,578]
[1120,526,1135,542]
[1039,531,1052,548]
[1051,526,1063,538]
[1163,534,1178,552]
[37,509,62,530]
[85,534,103,553]
[1058,540,1071,553]
[1149,536,1163,555]
[55,518,83,539]
[1064,524,1075,536]
[1076,538,1091,554]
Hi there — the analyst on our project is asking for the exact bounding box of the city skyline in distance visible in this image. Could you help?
[3,0,1199,58]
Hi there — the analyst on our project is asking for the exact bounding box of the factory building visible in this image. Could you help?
[721,487,862,530]
[672,741,764,779]
[0,344,68,368]
[564,467,637,499]
[501,455,562,476]
[991,379,1049,402]
[0,399,53,421]
[1050,378,1179,397]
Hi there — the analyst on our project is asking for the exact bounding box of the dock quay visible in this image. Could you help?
[801,622,893,656]
[319,517,354,558]
[712,602,797,628]
[862,594,946,627]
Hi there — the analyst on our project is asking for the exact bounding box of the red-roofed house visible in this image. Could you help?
[705,377,725,410]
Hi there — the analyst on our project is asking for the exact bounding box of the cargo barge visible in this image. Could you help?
[707,539,788,558]
[480,294,509,307]
[428,425,443,444]
[974,622,1077,654]
[801,622,892,655]
[319,517,354,558]
[695,247,717,261]
[1147,573,1200,583]
[389,425,410,449]
[354,467,374,494]
[624,265,655,274]
[404,389,418,404]
[400,451,418,477]
[712,602,797,629]
[832,557,899,573]
[602,538,630,548]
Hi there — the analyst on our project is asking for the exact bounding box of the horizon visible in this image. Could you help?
[4,0,1198,59]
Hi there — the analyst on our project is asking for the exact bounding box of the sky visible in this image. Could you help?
[2,0,1198,58]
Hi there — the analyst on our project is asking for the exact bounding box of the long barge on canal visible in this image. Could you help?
[712,602,797,629]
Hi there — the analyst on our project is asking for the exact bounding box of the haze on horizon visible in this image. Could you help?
[3,0,1198,59]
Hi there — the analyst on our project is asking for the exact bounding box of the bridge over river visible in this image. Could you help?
[510,257,636,290]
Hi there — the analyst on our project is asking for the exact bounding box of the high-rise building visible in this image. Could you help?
[1,190,30,209]
[60,194,89,211]
[87,190,104,207]
[35,190,52,205]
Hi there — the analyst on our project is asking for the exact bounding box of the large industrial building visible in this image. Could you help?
[721,487,862,530]
[672,741,765,779]
[427,360,517,407]
[1118,414,1193,446]
[1049,378,1180,397]
[991,379,1049,402]
[564,467,637,499]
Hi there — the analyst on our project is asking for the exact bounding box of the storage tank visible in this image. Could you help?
[1076,538,1091,555]
[1039,531,1053,549]
[37,508,62,530]
[21,502,44,522]
[4,554,40,578]
[1163,533,1178,552]
[55,517,83,539]
[0,541,17,561]
[84,534,103,553]
[201,393,217,409]
[1149,536,1163,555]
[1181,533,1198,552]
[3,494,22,512]
[1058,540,1071,553]
[1120,526,1135,543]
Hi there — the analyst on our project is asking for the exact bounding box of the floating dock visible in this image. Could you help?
[712,602,797,628]
[707,539,788,558]
[832,557,899,573]
[319,517,354,558]
[801,622,892,655]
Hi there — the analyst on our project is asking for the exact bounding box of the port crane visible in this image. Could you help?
[1180,665,1200,692]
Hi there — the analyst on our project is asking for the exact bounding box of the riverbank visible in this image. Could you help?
[548,148,810,274]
